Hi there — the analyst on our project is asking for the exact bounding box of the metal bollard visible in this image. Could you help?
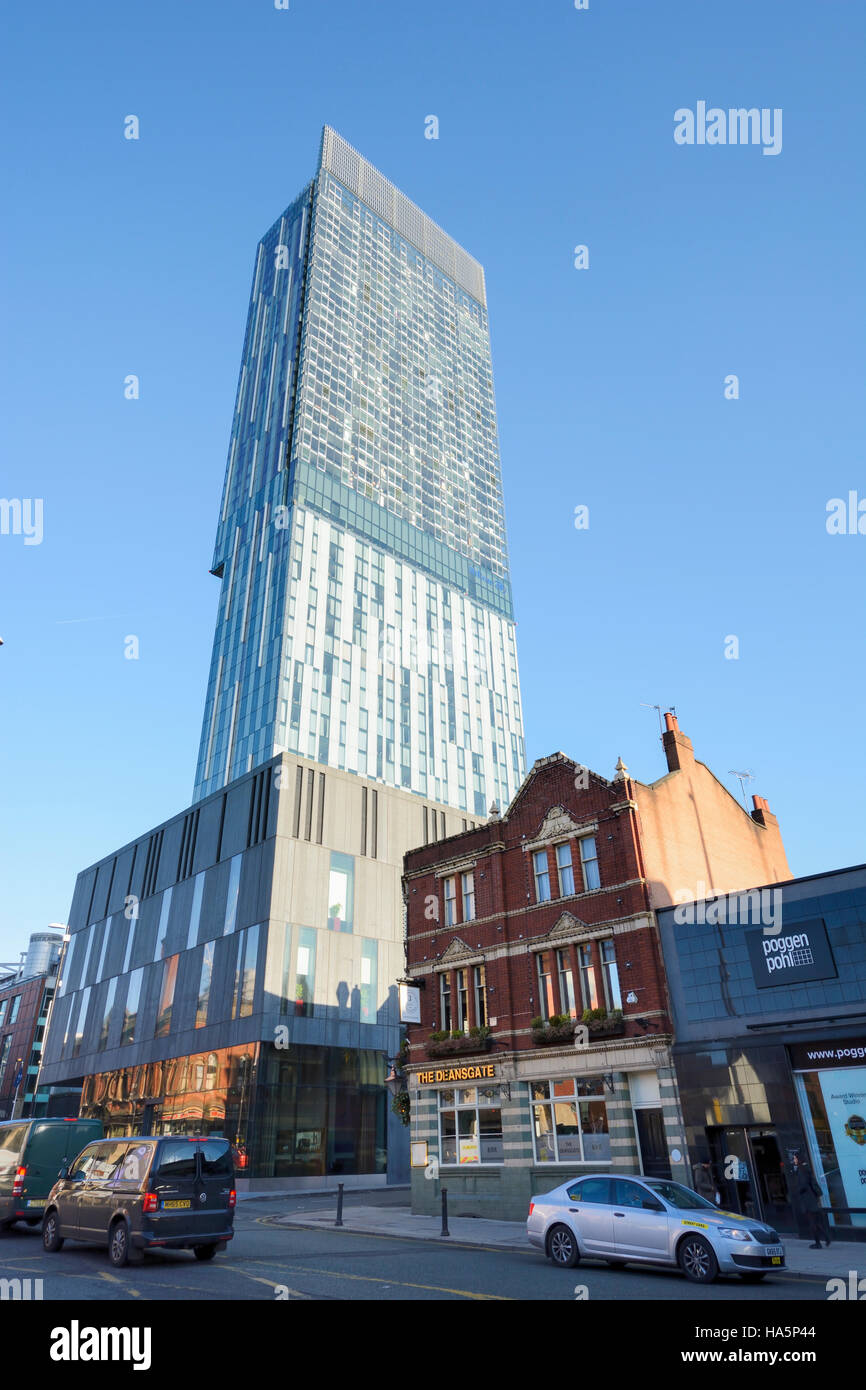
[335,1181,344,1227]
[440,1186,450,1237]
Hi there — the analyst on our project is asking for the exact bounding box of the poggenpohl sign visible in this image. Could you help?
[746,917,837,990]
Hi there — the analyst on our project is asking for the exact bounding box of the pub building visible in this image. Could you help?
[656,863,866,1240]
[402,725,792,1221]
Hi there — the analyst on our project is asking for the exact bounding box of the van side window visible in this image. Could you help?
[69,1146,99,1181]
[155,1140,198,1179]
[119,1144,153,1183]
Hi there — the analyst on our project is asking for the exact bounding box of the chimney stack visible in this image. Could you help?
[751,794,779,828]
[662,712,694,772]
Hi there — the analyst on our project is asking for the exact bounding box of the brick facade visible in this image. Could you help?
[402,720,791,1220]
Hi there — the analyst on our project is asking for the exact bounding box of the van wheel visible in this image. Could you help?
[193,1244,217,1261]
[42,1212,64,1252]
[547,1223,580,1268]
[678,1234,719,1284]
[108,1220,130,1268]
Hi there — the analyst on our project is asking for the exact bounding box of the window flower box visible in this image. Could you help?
[426,1029,493,1058]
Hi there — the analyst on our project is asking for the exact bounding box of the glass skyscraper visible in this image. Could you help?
[194,127,525,814]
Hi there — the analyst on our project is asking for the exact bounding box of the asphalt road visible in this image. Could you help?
[0,1195,828,1302]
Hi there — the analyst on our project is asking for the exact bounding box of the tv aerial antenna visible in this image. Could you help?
[640,703,676,737]
[729,769,755,809]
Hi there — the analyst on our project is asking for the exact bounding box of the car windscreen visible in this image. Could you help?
[644,1180,717,1211]
[198,1139,233,1177]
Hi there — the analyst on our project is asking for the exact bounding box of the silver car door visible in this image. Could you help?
[611,1178,671,1259]
[566,1176,615,1253]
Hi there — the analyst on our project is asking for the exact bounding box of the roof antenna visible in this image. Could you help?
[729,769,755,809]
[641,703,676,738]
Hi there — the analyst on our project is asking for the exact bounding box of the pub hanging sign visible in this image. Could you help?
[417,1063,496,1085]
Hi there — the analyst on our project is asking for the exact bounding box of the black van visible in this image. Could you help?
[0,1118,103,1229]
[42,1135,236,1267]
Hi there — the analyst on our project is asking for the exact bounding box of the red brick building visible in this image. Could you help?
[401,717,790,1219]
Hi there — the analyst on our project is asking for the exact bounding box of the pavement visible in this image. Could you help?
[273,1203,861,1279]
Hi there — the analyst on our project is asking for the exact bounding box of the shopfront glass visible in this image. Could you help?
[795,1066,866,1229]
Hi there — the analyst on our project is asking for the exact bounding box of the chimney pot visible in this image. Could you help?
[664,712,679,733]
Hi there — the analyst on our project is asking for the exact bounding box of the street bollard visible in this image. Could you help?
[335,1181,344,1227]
[440,1186,450,1237]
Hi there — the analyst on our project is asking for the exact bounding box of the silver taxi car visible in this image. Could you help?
[527,1173,785,1283]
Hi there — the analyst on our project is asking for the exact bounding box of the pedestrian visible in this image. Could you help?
[692,1158,718,1204]
[793,1156,831,1248]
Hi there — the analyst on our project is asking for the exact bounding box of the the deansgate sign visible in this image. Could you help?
[417,1064,495,1085]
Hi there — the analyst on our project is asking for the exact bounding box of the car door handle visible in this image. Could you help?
[614,1212,626,1218]
[568,1208,580,1213]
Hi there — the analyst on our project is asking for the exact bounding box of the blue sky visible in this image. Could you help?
[1,0,863,959]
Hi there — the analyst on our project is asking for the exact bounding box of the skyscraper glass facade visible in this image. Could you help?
[194,127,524,814]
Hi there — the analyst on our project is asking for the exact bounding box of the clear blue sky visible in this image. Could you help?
[1,0,863,959]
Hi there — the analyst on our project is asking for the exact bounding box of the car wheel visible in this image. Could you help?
[42,1211,64,1253]
[193,1244,217,1261]
[739,1271,767,1283]
[547,1223,580,1268]
[108,1220,130,1268]
[678,1234,719,1284]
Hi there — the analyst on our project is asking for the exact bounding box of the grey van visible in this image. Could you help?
[0,1118,103,1229]
[42,1135,236,1267]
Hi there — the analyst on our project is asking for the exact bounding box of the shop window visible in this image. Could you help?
[556,843,575,896]
[601,939,621,1010]
[531,1077,610,1163]
[327,853,354,932]
[533,850,551,903]
[580,836,600,891]
[438,1085,503,1164]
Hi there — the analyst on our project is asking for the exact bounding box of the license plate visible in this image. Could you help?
[766,1246,783,1257]
[26,1200,45,1208]
[162,1199,191,1209]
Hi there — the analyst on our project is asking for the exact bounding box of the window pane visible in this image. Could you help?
[121,971,142,1045]
[195,942,214,1029]
[580,836,600,890]
[530,1080,550,1101]
[328,853,354,932]
[556,843,575,895]
[187,873,205,951]
[554,1101,582,1158]
[154,887,173,963]
[532,1104,556,1162]
[155,955,178,1038]
[295,927,317,1016]
[579,1101,610,1160]
[360,938,377,1023]
[224,855,242,935]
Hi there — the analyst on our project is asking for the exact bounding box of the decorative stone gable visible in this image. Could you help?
[523,806,597,854]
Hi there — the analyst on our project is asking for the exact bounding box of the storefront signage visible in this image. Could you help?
[417,1063,495,1084]
[399,983,421,1023]
[745,918,836,990]
[789,1038,866,1071]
